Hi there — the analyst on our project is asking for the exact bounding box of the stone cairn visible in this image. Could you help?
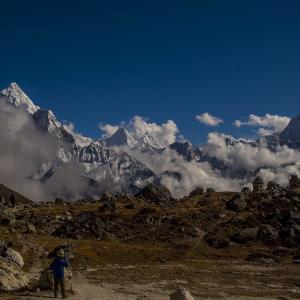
[252,176,264,193]
[289,175,300,189]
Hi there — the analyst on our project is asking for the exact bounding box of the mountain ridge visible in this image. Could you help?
[0,82,299,200]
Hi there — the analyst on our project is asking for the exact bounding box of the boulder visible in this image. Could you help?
[54,198,64,205]
[226,194,247,212]
[26,223,36,234]
[39,268,72,291]
[241,187,251,194]
[0,259,29,291]
[206,188,215,193]
[0,212,15,226]
[267,181,281,191]
[204,233,229,249]
[39,269,53,290]
[231,227,258,244]
[257,224,278,244]
[189,187,204,197]
[124,203,135,209]
[6,248,24,268]
[135,184,175,206]
[272,247,295,257]
[266,181,284,197]
[99,200,116,213]
[246,252,276,264]
[99,192,117,212]
[0,242,24,268]
[170,287,195,300]
[100,192,117,203]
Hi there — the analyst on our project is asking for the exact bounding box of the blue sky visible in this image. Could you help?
[1,0,300,143]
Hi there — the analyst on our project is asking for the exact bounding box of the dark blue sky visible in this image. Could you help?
[1,0,300,143]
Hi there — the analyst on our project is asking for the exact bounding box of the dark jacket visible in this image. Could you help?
[50,257,69,279]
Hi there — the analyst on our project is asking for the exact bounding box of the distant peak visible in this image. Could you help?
[115,127,129,135]
[8,82,21,90]
[33,109,61,133]
[1,82,39,114]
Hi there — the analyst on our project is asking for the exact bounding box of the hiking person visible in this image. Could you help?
[50,248,70,298]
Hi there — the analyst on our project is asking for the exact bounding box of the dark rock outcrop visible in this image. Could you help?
[135,184,175,206]
[189,187,204,197]
[226,194,247,212]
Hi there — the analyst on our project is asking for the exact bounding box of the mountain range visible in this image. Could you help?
[0,82,299,200]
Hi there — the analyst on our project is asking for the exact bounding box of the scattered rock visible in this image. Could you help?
[54,198,64,205]
[231,227,258,244]
[272,247,295,257]
[241,186,251,194]
[226,194,247,212]
[0,212,15,226]
[204,233,229,249]
[257,224,278,244]
[124,203,135,209]
[246,252,276,264]
[52,212,109,239]
[100,192,117,203]
[170,287,195,300]
[26,223,36,234]
[189,187,204,197]
[99,200,116,213]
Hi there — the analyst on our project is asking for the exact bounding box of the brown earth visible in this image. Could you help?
[1,189,300,299]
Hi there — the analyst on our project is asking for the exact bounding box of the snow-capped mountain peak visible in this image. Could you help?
[0,82,40,114]
[138,132,164,149]
[170,141,202,161]
[33,109,61,133]
[280,114,300,148]
[103,127,137,148]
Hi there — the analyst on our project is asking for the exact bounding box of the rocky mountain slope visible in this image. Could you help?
[1,177,300,298]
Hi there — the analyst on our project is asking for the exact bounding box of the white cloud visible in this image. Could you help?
[98,123,119,138]
[125,145,242,198]
[196,113,224,126]
[99,116,179,147]
[204,132,300,187]
[234,113,290,135]
[130,116,178,146]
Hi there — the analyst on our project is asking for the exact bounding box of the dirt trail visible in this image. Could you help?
[6,236,165,299]
[9,272,169,300]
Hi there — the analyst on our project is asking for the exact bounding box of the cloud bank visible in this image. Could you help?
[234,113,291,135]
[0,96,58,201]
[0,87,299,201]
[99,116,179,146]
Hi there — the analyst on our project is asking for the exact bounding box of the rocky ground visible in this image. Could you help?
[1,177,300,299]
